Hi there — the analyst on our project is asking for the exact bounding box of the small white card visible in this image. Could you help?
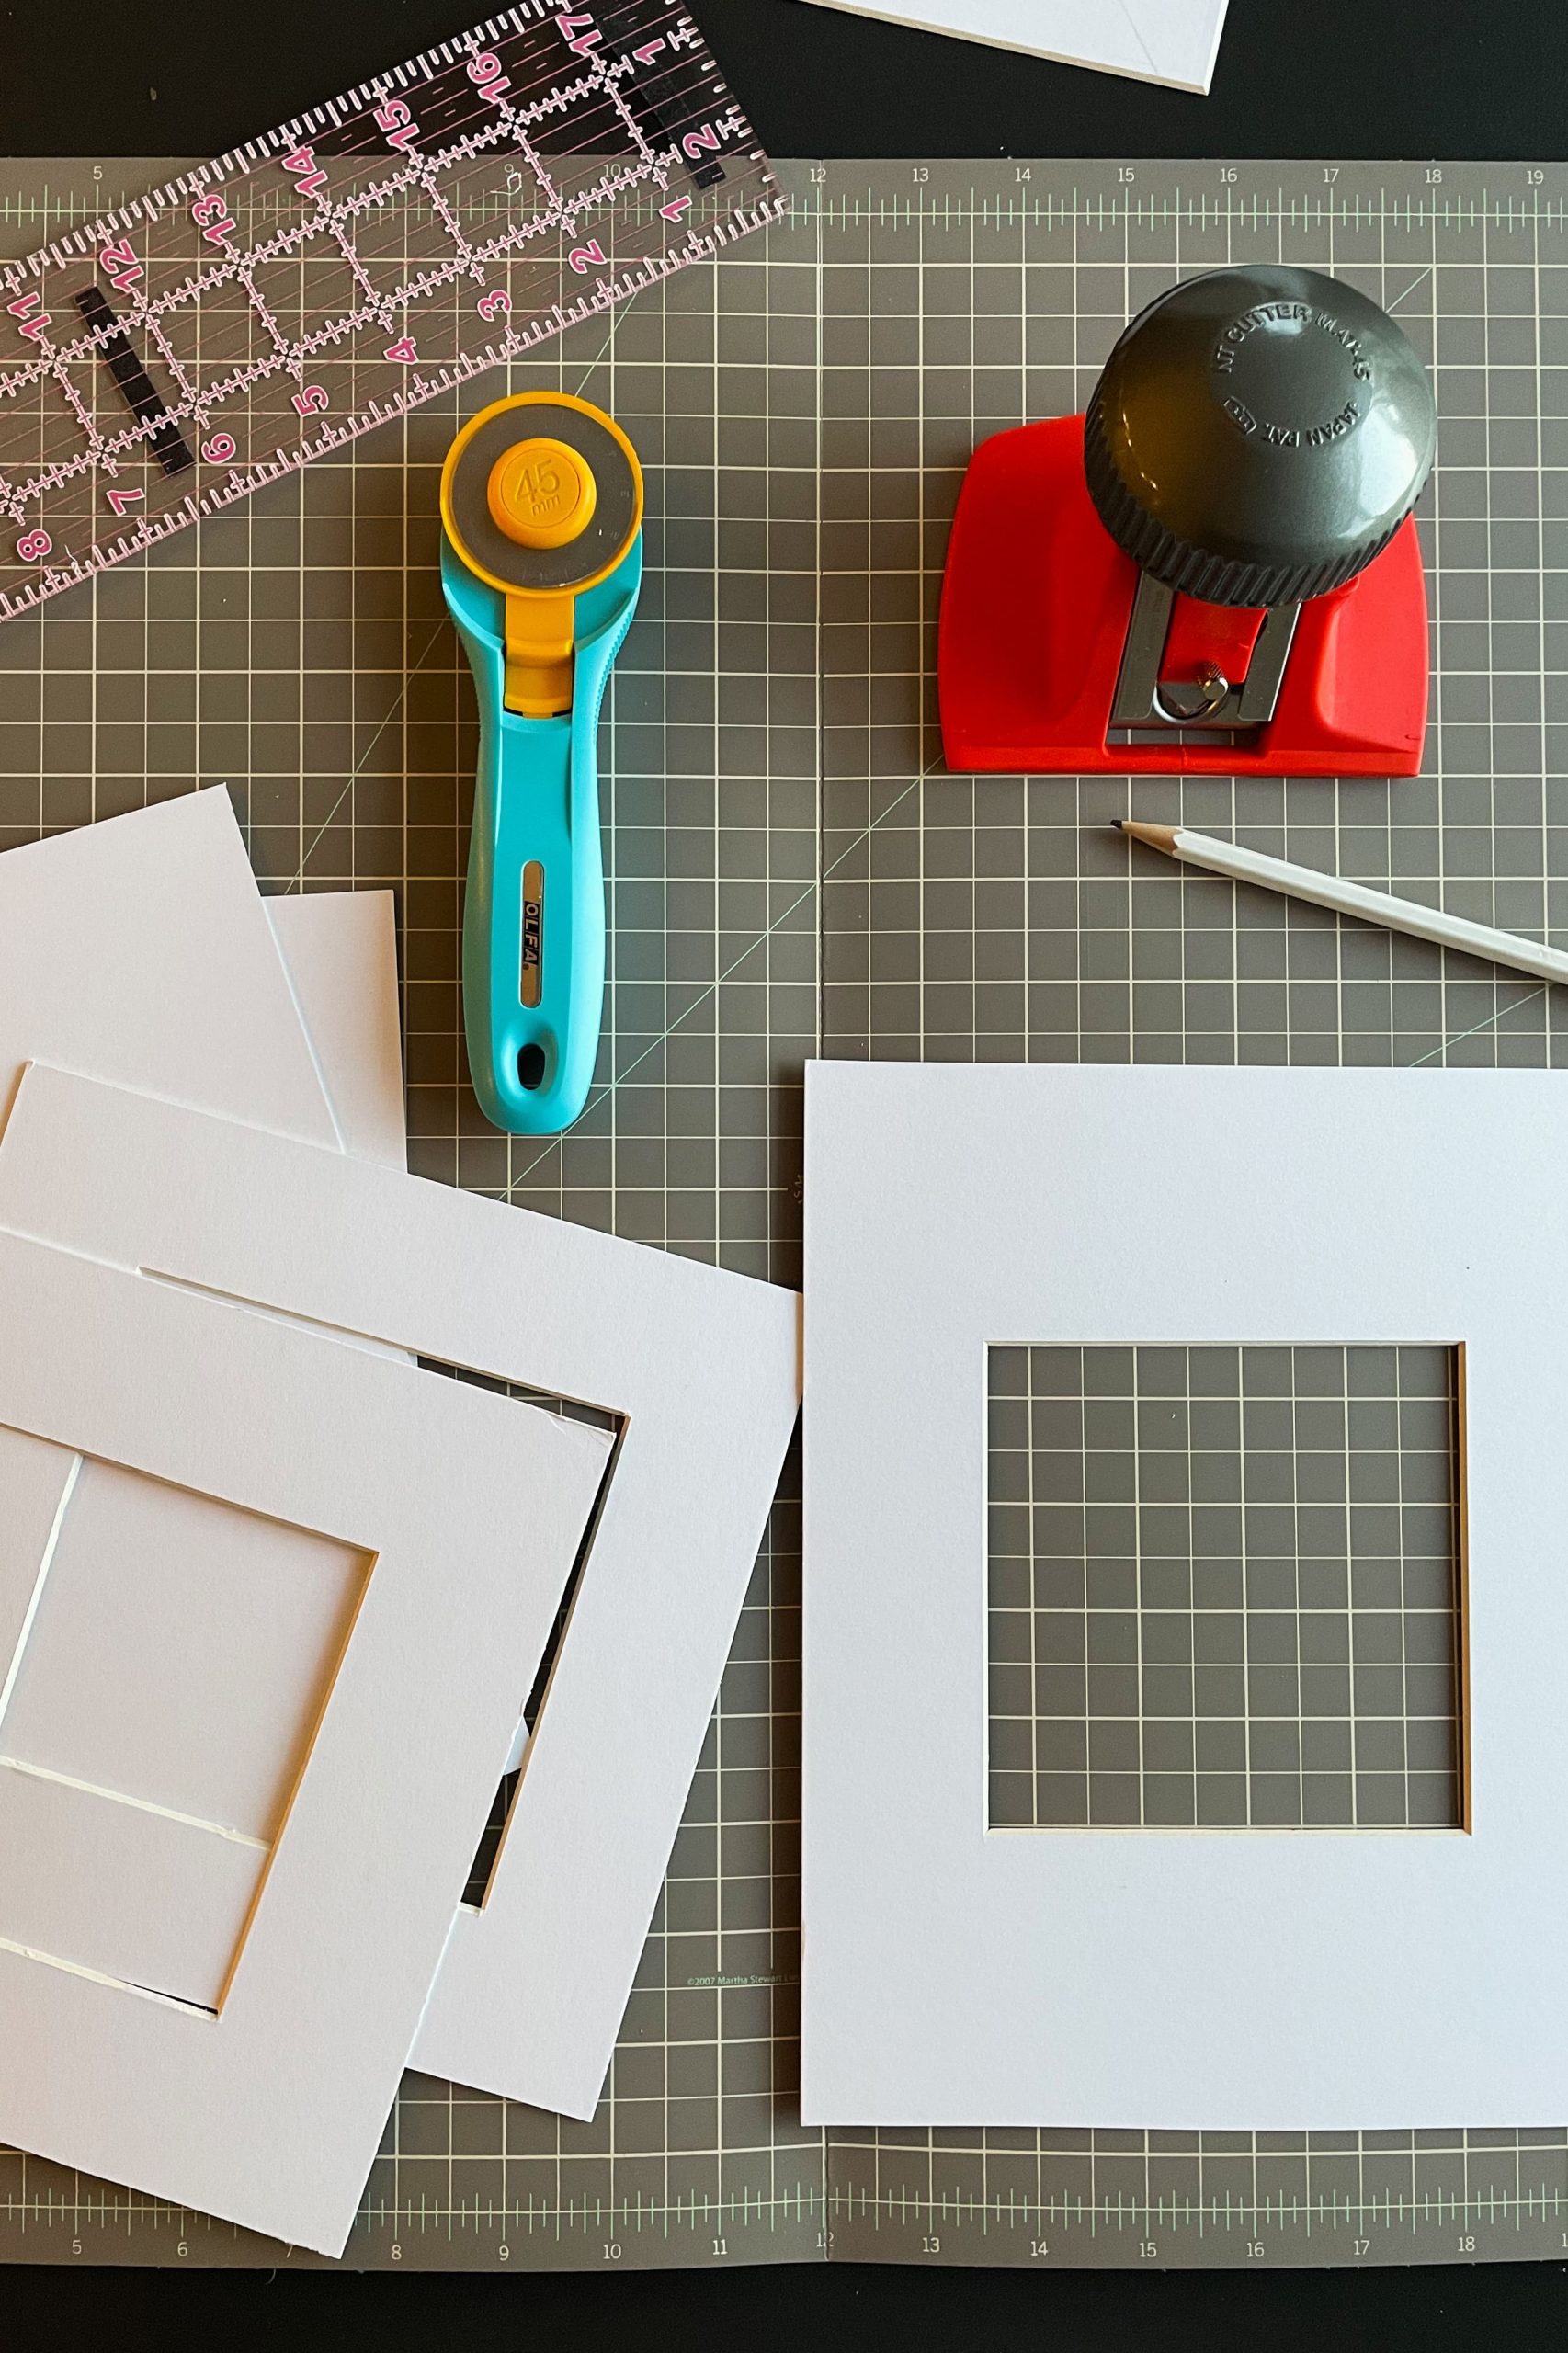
[792,0,1229,90]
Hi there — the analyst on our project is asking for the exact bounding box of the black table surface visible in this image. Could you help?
[1,0,1564,2343]
[4,0,1567,158]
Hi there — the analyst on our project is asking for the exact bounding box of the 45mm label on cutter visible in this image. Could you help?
[0,1,780,621]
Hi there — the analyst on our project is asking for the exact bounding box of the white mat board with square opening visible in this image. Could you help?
[0,1065,803,2122]
[793,0,1229,90]
[801,1059,1568,2129]
[0,1228,609,2255]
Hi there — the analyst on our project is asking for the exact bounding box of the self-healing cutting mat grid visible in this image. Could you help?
[1,156,1566,2270]
[986,1344,1463,1836]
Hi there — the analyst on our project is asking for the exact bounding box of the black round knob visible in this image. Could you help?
[1084,265,1437,609]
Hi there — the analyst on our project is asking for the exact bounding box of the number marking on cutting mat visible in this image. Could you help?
[0,2,780,620]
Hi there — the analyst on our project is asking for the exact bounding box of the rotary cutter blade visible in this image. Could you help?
[440,392,643,1134]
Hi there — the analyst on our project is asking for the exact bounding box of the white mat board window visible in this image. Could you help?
[0,1230,608,2256]
[801,1060,1568,2129]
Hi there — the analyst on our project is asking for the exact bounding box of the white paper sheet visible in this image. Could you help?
[803,1060,1568,2127]
[0,1222,610,2255]
[792,0,1229,91]
[0,1066,803,2122]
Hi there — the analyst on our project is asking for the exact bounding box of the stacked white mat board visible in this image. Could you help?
[0,789,800,2256]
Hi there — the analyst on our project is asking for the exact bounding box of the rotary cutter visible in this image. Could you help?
[440,391,643,1133]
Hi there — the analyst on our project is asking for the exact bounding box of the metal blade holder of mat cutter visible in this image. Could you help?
[442,392,643,1136]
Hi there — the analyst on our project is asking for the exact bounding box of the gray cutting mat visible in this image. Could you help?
[1,153,1566,2272]
[987,1344,1463,1835]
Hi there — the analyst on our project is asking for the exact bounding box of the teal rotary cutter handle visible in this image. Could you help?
[440,391,643,1134]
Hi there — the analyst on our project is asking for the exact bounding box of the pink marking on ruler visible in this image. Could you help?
[420,172,478,267]
[600,73,655,165]
[280,146,330,200]
[190,191,237,245]
[466,48,513,101]
[237,268,294,361]
[373,97,423,154]
[142,313,200,405]
[97,238,144,292]
[6,292,52,347]
[508,124,558,207]
[45,353,108,463]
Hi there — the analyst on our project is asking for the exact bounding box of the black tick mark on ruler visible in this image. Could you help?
[73,287,195,478]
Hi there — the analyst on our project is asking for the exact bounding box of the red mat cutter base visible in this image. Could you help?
[938,415,1429,778]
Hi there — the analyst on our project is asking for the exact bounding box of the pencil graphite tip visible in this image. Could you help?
[1119,820,1181,853]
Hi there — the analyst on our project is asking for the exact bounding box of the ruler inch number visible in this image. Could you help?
[0,0,780,619]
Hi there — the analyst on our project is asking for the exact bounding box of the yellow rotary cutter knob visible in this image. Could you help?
[487,436,597,551]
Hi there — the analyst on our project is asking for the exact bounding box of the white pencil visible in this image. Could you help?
[1117,820,1568,991]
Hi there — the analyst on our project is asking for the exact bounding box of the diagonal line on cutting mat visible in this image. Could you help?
[283,622,449,892]
[1406,982,1548,1063]
[500,762,939,1197]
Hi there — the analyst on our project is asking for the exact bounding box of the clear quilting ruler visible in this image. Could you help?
[0,1,779,622]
